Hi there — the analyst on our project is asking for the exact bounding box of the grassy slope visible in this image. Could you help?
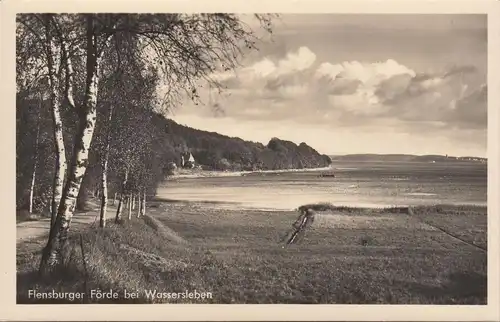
[17,202,487,304]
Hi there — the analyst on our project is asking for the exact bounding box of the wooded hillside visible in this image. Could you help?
[17,103,331,212]
[158,116,332,171]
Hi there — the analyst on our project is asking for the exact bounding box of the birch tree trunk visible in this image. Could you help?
[115,193,124,223]
[28,141,40,214]
[141,190,146,217]
[28,164,37,214]
[43,18,67,229]
[40,16,104,272]
[99,105,114,228]
[127,194,132,220]
[136,193,141,218]
[49,72,67,228]
[113,192,117,206]
[115,169,129,223]
[99,170,107,228]
[132,195,136,210]
[28,104,42,214]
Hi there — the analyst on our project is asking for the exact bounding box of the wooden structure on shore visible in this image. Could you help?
[318,172,335,178]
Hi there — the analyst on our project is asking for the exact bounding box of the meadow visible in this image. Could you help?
[16,200,487,304]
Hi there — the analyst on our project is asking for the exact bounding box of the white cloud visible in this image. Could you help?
[316,59,416,84]
[420,77,444,89]
[316,63,343,80]
[247,58,277,78]
[243,46,316,79]
[190,47,485,131]
[311,59,416,116]
[277,46,317,73]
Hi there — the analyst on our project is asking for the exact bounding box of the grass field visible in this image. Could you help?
[16,200,487,304]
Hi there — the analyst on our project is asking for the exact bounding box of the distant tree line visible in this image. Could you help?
[17,99,331,216]
[160,118,332,171]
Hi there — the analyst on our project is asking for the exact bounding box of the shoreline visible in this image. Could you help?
[167,166,333,180]
[150,197,488,213]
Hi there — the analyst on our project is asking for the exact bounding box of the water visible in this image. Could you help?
[157,161,487,210]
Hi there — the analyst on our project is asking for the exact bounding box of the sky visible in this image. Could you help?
[168,14,487,157]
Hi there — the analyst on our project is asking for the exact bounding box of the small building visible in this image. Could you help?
[181,152,196,169]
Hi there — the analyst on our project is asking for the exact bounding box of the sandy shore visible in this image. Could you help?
[167,166,334,179]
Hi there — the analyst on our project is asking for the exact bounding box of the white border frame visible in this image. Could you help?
[1,0,498,321]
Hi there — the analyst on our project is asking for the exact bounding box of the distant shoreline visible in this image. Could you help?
[167,166,333,179]
[150,196,488,212]
[329,154,487,163]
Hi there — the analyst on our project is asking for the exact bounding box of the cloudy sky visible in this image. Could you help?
[169,14,487,157]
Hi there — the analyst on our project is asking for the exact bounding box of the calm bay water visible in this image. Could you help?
[157,161,488,210]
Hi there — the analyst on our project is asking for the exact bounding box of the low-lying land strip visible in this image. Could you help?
[16,201,487,304]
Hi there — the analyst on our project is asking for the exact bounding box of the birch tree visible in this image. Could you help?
[16,87,57,215]
[43,16,69,227]
[30,13,276,272]
[93,38,159,227]
[28,96,43,214]
[17,15,72,226]
[16,21,50,213]
[39,14,118,272]
[110,105,155,223]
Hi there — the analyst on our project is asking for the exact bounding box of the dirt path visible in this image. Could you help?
[17,212,96,244]
[16,203,118,245]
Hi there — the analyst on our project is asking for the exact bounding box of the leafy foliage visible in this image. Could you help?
[160,118,332,171]
[15,13,329,214]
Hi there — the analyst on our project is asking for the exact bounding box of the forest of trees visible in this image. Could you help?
[17,105,331,217]
[17,99,332,216]
[159,117,332,171]
[15,13,331,275]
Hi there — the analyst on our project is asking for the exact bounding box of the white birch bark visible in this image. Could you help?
[28,171,35,214]
[115,194,124,223]
[141,190,146,217]
[99,169,108,228]
[136,193,142,218]
[62,38,76,110]
[127,194,132,220]
[28,153,38,214]
[28,105,41,214]
[41,16,108,270]
[115,169,129,223]
[99,104,114,228]
[44,18,67,228]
